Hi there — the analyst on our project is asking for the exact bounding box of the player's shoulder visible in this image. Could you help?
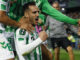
[16,28,28,35]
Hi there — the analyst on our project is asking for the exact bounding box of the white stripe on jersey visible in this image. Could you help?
[0,0,7,4]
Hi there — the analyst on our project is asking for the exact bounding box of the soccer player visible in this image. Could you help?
[15,2,48,60]
[0,0,19,60]
[0,0,20,27]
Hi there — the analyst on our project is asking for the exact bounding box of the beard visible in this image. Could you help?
[29,16,39,26]
[29,18,35,26]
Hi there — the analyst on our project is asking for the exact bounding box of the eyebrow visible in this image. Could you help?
[32,10,39,13]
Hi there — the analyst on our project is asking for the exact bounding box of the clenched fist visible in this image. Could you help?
[39,31,48,41]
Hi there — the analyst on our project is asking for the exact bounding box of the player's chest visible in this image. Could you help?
[28,32,38,43]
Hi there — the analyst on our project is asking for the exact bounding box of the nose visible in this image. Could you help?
[36,12,39,16]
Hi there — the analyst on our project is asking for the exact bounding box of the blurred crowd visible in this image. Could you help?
[67,12,80,19]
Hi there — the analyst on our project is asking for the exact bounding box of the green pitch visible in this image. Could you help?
[52,49,80,60]
[15,48,80,60]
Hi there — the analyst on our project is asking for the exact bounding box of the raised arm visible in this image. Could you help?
[0,12,20,27]
[41,0,78,25]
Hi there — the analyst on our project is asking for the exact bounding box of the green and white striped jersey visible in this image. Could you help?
[0,0,8,11]
[0,23,14,59]
[0,0,15,51]
[15,28,42,60]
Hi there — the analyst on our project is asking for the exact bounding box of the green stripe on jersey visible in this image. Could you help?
[18,38,24,41]
[26,35,29,44]
[34,49,37,60]
[0,4,6,11]
[39,46,42,60]
[0,30,3,33]
[27,54,31,60]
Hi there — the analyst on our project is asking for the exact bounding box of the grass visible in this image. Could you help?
[52,49,80,60]
[15,48,80,60]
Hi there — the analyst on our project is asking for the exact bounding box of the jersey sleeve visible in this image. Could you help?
[15,28,28,54]
[41,0,78,25]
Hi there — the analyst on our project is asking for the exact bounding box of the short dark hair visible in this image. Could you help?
[23,2,36,13]
[51,1,59,5]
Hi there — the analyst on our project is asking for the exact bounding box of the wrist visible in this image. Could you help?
[37,37,43,42]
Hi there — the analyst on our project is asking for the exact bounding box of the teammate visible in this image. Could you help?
[10,0,80,25]
[0,0,20,27]
[0,0,19,60]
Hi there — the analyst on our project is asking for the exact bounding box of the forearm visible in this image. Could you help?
[19,38,43,56]
[42,0,78,25]
[6,17,20,27]
[0,12,20,27]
